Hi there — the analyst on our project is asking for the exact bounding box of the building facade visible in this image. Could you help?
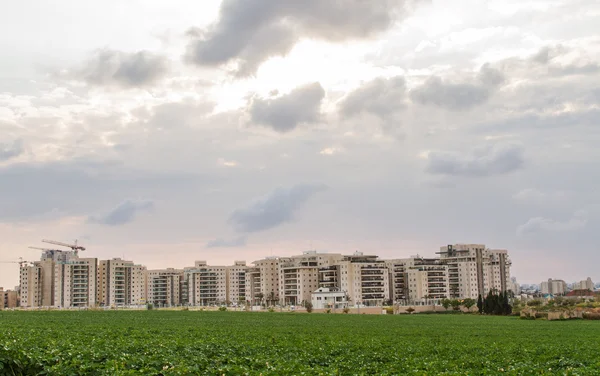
[146,268,183,307]
[54,258,98,308]
[185,261,228,306]
[540,279,567,295]
[573,278,595,291]
[97,259,147,307]
[226,261,248,305]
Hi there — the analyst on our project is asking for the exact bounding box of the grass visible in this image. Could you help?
[0,311,599,375]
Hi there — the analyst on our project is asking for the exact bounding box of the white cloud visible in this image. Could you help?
[517,210,587,235]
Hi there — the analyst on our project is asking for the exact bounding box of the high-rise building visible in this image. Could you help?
[54,258,98,308]
[573,277,594,291]
[437,244,512,299]
[1,287,18,309]
[185,261,227,306]
[146,268,183,307]
[336,252,389,307]
[97,259,146,307]
[19,262,42,308]
[247,257,279,305]
[405,257,449,303]
[226,261,248,305]
[279,251,343,306]
[540,279,567,295]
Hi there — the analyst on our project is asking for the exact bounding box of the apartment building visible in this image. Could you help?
[97,259,147,307]
[279,252,344,306]
[573,278,595,291]
[336,252,389,307]
[146,268,183,307]
[438,244,512,299]
[54,258,98,308]
[311,287,348,309]
[185,261,227,306]
[385,258,409,303]
[540,279,567,295]
[245,257,279,305]
[405,257,449,303]
[1,288,18,309]
[227,261,248,305]
[19,262,42,308]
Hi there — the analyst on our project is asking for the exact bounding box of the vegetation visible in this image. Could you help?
[477,290,512,315]
[1,311,600,374]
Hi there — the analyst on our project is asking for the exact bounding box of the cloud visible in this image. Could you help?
[72,49,168,88]
[339,76,406,118]
[410,64,505,110]
[426,143,525,177]
[228,183,327,233]
[512,189,568,205]
[0,139,24,161]
[184,0,420,75]
[217,158,238,167]
[88,199,154,226]
[206,236,247,248]
[249,82,325,133]
[517,211,587,235]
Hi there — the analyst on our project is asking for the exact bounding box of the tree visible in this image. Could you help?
[463,298,476,310]
[305,302,313,313]
[477,295,483,314]
[441,298,451,310]
[450,299,461,311]
[255,293,264,307]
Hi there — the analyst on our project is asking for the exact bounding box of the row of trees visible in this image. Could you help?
[440,298,477,311]
[477,290,512,315]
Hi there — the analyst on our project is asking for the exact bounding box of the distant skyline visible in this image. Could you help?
[1,0,600,287]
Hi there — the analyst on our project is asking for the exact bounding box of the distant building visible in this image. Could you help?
[97,259,147,307]
[1,287,18,309]
[573,278,594,291]
[540,279,567,295]
[146,268,183,307]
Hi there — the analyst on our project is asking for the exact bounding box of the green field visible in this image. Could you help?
[1,311,599,375]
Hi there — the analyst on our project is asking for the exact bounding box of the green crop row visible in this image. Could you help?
[1,311,599,375]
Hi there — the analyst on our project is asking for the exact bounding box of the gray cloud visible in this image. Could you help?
[0,139,24,161]
[517,210,587,235]
[206,236,247,248]
[74,49,168,87]
[185,0,419,75]
[410,64,505,110]
[339,76,406,118]
[249,82,325,133]
[426,143,525,177]
[88,199,154,226]
[229,183,327,233]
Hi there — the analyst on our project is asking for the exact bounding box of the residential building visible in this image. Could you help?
[573,278,595,291]
[385,258,409,303]
[185,261,227,306]
[54,258,98,308]
[510,277,521,295]
[405,257,449,304]
[97,259,147,307]
[438,244,512,299]
[146,268,183,307]
[19,262,42,308]
[279,251,343,306]
[540,279,567,295]
[1,288,18,309]
[226,261,248,305]
[336,252,389,307]
[311,287,348,309]
[247,257,279,305]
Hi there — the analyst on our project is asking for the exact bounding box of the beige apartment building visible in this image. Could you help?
[245,257,279,305]
[146,268,183,307]
[1,287,18,309]
[405,257,449,303]
[97,259,147,307]
[279,251,343,306]
[437,244,512,299]
[573,278,595,291]
[336,253,389,306]
[227,261,248,305]
[54,258,98,308]
[185,261,227,306]
[19,262,42,308]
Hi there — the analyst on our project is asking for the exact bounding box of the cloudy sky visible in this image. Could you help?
[1,0,599,288]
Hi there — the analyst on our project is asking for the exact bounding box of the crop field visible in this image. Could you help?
[1,311,599,375]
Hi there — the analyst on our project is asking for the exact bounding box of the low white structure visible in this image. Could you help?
[311,287,347,309]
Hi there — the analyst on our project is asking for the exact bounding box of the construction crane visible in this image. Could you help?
[28,246,56,251]
[0,257,28,266]
[42,239,86,256]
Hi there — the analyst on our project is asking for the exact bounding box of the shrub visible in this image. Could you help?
[268,307,275,313]
[385,307,394,315]
[146,303,153,311]
[583,312,600,320]
[343,307,350,314]
[405,307,415,314]
[305,302,313,313]
[218,306,227,312]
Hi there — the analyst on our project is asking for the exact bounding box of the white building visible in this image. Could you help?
[227,261,248,305]
[405,257,449,304]
[540,279,567,295]
[336,252,389,307]
[18,262,42,308]
[311,287,348,309]
[573,277,594,291]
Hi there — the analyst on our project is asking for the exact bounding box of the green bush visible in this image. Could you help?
[343,307,350,314]
[218,306,227,312]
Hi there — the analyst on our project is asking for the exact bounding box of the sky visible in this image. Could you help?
[1,0,599,288]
